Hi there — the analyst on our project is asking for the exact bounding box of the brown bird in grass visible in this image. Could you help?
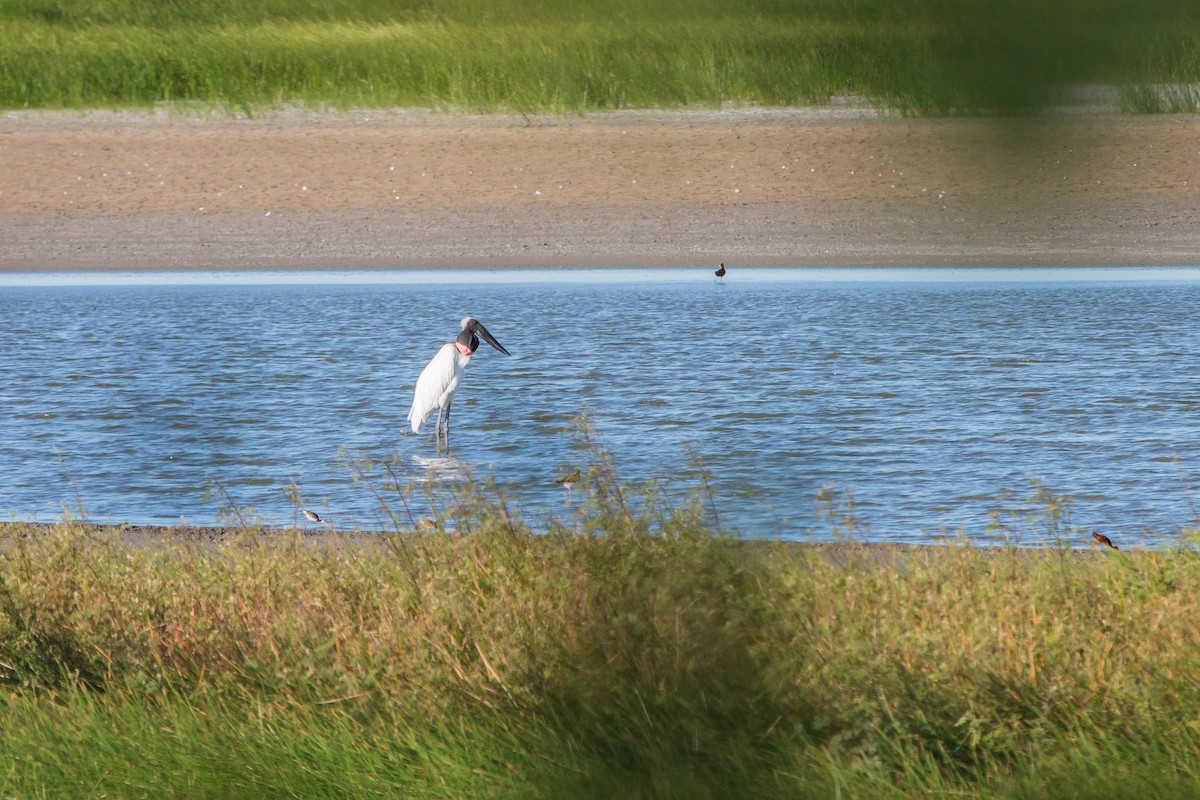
[1092,531,1119,550]
[715,263,727,278]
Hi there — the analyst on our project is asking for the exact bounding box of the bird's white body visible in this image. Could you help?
[408,342,471,434]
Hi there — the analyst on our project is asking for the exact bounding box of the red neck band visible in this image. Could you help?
[453,341,474,356]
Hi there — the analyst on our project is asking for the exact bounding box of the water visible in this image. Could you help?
[1,267,1198,545]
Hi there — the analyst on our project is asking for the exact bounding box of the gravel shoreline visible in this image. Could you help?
[2,109,1198,270]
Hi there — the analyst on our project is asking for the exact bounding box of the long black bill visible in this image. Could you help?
[471,320,511,356]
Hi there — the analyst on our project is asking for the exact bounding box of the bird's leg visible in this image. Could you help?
[434,405,444,453]
[443,399,452,452]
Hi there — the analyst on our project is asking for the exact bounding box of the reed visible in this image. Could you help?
[2,431,1200,797]
[1,0,1197,114]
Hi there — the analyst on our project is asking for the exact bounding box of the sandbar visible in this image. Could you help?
[1,108,1198,270]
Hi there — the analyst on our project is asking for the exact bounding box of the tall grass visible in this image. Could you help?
[3,432,1200,797]
[1,0,1198,114]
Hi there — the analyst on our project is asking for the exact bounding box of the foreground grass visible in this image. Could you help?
[1,0,1198,114]
[3,457,1200,798]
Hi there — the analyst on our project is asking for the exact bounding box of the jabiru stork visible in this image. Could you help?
[407,317,510,451]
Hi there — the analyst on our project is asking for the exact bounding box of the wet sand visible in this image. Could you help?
[1,521,1120,559]
[2,108,1199,270]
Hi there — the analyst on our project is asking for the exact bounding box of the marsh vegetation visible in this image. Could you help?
[1,0,1198,113]
[3,436,1199,798]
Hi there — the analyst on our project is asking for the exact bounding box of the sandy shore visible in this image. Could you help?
[3,521,1118,560]
[1,107,1199,270]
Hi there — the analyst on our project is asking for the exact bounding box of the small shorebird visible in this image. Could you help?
[1091,531,1119,550]
[408,317,510,452]
[555,467,582,505]
[715,263,726,279]
[302,509,322,524]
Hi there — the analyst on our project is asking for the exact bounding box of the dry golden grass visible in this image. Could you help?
[2,455,1200,798]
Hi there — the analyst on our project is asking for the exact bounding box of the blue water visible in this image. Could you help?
[1,267,1198,546]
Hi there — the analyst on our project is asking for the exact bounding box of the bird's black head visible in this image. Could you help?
[455,328,480,354]
[460,317,511,356]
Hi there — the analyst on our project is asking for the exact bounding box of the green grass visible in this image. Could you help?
[4,433,1200,798]
[1,0,1198,114]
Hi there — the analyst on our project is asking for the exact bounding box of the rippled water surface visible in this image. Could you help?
[1,268,1198,545]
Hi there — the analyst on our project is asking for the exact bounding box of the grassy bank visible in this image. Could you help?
[1,0,1198,114]
[3,451,1200,798]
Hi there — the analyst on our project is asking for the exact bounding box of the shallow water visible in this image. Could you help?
[1,267,1198,545]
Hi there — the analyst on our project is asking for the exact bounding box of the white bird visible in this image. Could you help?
[407,317,510,451]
